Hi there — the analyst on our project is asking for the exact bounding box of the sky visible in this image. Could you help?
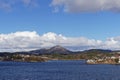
[0,0,120,52]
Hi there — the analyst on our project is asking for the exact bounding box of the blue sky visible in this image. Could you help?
[0,0,120,51]
[0,0,120,39]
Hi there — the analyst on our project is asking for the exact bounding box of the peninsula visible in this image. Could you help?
[0,45,120,64]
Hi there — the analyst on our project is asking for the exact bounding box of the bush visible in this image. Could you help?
[114,58,119,63]
[25,56,45,62]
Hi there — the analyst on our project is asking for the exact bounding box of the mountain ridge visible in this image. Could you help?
[30,45,73,54]
[0,45,119,54]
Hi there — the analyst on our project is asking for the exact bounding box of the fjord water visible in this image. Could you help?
[0,60,120,80]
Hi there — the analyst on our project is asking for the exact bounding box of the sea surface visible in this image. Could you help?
[0,60,120,80]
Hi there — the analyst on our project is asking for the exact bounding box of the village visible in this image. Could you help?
[87,55,120,64]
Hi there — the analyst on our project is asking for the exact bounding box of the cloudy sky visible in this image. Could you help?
[0,0,120,52]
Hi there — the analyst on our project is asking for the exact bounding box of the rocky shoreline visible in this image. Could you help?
[86,57,120,64]
[0,54,50,62]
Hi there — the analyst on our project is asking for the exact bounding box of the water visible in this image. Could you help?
[0,60,120,80]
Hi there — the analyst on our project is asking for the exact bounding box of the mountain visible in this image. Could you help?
[30,45,73,54]
[0,45,113,55]
[82,49,112,54]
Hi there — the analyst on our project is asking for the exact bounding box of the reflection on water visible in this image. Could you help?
[0,60,120,80]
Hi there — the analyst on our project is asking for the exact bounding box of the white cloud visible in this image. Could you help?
[0,0,38,11]
[22,0,38,7]
[0,31,120,52]
[0,1,12,11]
[1,0,120,12]
[51,0,120,13]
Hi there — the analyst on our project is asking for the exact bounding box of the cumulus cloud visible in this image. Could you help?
[51,0,120,12]
[22,0,38,7]
[0,31,120,52]
[0,0,38,11]
[0,1,12,11]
